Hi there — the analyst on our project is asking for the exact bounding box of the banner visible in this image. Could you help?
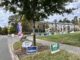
[17,22,23,39]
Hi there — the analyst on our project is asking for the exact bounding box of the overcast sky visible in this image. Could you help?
[0,0,80,27]
[45,1,80,22]
[0,7,13,27]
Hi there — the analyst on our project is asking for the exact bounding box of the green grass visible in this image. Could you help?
[37,33,80,47]
[13,41,22,50]
[21,50,80,60]
[13,41,80,60]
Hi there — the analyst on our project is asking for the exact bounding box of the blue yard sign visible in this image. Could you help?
[26,46,38,54]
[50,43,60,54]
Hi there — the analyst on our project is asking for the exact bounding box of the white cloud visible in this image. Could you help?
[0,0,80,27]
[0,7,13,27]
[65,2,79,9]
[46,0,80,22]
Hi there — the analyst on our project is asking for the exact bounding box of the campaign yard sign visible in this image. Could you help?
[50,43,60,54]
[26,46,38,54]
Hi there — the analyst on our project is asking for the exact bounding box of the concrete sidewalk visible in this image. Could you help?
[27,36,80,55]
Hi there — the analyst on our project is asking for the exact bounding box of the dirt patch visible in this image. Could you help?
[14,45,49,59]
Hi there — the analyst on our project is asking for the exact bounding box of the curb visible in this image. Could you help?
[8,41,19,60]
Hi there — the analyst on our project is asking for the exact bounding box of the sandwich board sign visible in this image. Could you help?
[50,43,60,54]
[26,46,38,54]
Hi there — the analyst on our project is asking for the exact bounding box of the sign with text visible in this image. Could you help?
[27,46,38,54]
[50,43,60,54]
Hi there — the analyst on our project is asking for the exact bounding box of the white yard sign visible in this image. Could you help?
[22,41,32,48]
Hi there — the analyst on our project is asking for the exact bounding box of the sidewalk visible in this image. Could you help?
[27,36,80,55]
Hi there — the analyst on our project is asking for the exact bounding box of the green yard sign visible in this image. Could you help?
[50,43,60,54]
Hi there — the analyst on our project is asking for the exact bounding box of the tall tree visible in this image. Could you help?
[0,27,2,34]
[59,19,63,23]
[21,15,32,33]
[72,16,78,31]
[8,15,18,34]
[78,18,80,28]
[54,19,57,32]
[63,18,70,23]
[2,27,8,35]
[0,0,72,46]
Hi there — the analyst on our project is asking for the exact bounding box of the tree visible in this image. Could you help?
[59,19,63,23]
[71,16,78,31]
[72,16,78,25]
[8,15,18,34]
[2,27,8,35]
[63,18,70,23]
[0,27,2,34]
[78,18,80,28]
[21,15,32,33]
[9,15,33,34]
[54,19,57,32]
[1,0,72,46]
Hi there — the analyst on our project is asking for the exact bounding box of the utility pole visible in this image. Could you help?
[54,19,57,33]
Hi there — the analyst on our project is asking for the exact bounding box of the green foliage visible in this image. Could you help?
[71,16,78,25]
[38,32,80,47]
[0,27,9,35]
[10,26,17,34]
[8,15,33,34]
[59,18,71,23]
[0,27,2,34]
[63,18,71,23]
[1,27,8,35]
[59,20,63,23]
[21,15,32,33]
[8,15,18,34]
[1,0,71,21]
[1,0,72,45]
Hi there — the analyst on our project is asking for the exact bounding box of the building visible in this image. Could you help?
[42,21,80,34]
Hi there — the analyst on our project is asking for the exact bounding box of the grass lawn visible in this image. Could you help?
[13,41,80,60]
[37,33,80,47]
[21,50,80,60]
[13,41,22,50]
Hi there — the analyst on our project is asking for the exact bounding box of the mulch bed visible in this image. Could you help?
[14,45,49,58]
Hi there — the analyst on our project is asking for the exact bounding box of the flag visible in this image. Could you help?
[17,22,23,39]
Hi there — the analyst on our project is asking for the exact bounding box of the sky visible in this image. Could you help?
[0,7,13,27]
[45,0,80,22]
[0,0,80,27]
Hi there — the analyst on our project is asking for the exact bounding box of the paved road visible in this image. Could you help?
[0,36,12,60]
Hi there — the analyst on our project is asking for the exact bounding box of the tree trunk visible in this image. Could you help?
[74,24,75,32]
[55,20,57,33]
[68,24,70,33]
[32,20,36,46]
